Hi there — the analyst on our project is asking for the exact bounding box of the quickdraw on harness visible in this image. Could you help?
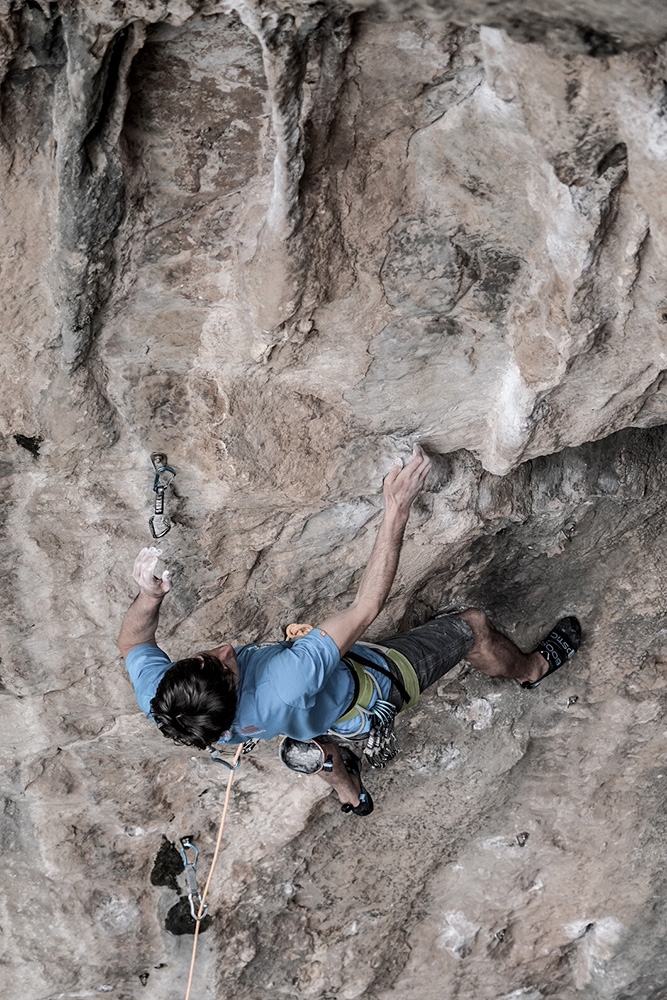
[149,452,176,539]
[179,837,208,922]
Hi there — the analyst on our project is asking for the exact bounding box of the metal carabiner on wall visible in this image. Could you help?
[179,837,208,922]
[149,452,176,539]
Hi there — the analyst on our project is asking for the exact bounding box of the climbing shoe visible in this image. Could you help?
[339,746,374,816]
[521,616,582,690]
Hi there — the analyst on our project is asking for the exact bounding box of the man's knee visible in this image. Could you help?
[457,607,491,648]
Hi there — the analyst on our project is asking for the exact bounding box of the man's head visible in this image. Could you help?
[150,650,238,749]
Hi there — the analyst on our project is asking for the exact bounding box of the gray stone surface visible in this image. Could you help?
[1,2,667,998]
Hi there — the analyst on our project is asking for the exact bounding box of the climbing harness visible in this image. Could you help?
[179,838,208,922]
[184,742,243,1000]
[149,452,176,539]
[336,647,418,770]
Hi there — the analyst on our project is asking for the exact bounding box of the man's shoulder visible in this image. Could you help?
[236,640,287,656]
[235,640,289,670]
[244,630,339,657]
[236,631,342,685]
[125,642,172,672]
[124,643,172,717]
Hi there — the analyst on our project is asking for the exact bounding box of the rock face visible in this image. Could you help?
[2,2,667,998]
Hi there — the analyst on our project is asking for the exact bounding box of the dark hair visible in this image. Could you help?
[150,654,238,750]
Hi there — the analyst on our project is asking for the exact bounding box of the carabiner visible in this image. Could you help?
[180,838,208,922]
[152,466,176,492]
[180,837,199,868]
[149,514,171,539]
[208,749,243,771]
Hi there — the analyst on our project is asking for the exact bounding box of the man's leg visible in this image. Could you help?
[380,607,556,694]
[316,611,556,811]
[456,608,548,685]
[316,611,557,807]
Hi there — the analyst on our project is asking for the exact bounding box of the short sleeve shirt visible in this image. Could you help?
[124,630,391,743]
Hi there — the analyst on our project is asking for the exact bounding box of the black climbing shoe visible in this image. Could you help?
[521,616,582,690]
[339,747,374,816]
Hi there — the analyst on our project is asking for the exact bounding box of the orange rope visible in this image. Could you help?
[285,623,313,639]
[184,742,244,1000]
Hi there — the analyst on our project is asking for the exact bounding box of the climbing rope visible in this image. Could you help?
[184,742,243,1000]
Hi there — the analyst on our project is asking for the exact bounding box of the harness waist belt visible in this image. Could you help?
[336,658,375,723]
[335,646,420,725]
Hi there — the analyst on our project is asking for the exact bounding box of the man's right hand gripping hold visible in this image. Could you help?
[118,444,581,815]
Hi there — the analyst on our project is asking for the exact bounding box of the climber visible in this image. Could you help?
[118,444,581,816]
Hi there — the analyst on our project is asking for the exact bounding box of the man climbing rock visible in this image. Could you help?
[118,445,581,815]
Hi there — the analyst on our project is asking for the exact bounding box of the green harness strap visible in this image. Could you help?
[385,648,420,710]
[334,648,420,725]
[335,658,375,723]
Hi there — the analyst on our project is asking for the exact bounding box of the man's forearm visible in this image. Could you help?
[316,742,361,806]
[351,508,408,624]
[117,591,164,657]
[319,447,429,654]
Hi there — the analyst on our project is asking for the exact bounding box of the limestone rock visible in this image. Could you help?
[1,2,667,998]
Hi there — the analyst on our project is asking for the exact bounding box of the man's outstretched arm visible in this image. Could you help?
[320,444,431,656]
[117,547,172,658]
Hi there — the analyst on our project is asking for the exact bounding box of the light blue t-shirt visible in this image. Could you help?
[124,630,392,743]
